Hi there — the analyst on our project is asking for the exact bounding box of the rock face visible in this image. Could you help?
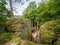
[20,19,32,40]
[6,18,32,40]
[6,18,21,32]
[0,32,13,44]
[39,20,60,43]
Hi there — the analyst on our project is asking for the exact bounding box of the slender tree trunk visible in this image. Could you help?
[9,0,14,17]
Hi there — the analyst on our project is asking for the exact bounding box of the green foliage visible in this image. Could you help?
[23,1,36,16]
[0,0,12,22]
[23,0,60,26]
[47,0,60,19]
[0,0,60,45]
[23,2,39,26]
[22,0,60,44]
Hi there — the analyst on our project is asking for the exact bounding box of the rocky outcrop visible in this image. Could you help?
[5,18,32,40]
[39,20,60,43]
[6,18,21,32]
[20,19,32,40]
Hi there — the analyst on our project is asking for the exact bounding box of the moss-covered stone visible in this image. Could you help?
[20,19,32,40]
[6,18,32,40]
[6,18,21,32]
[39,20,60,43]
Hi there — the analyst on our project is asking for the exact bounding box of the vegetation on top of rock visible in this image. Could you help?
[39,20,60,43]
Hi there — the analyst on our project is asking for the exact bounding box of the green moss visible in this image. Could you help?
[39,20,60,43]
[10,37,21,45]
[0,32,13,44]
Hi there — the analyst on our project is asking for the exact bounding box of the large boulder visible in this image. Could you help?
[39,20,60,43]
[20,19,33,40]
[6,18,21,32]
[6,18,32,40]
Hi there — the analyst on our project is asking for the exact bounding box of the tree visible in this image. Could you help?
[23,1,36,15]
[23,2,40,30]
[9,0,14,17]
[8,0,29,17]
[0,0,12,33]
[0,0,12,22]
[23,0,60,31]
[47,0,60,19]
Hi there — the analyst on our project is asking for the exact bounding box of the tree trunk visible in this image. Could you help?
[9,0,14,17]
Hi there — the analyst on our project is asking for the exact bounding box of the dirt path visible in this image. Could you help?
[20,40,25,45]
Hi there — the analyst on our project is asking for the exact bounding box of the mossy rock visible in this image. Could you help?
[20,19,32,40]
[6,18,21,32]
[6,18,32,40]
[39,20,60,43]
